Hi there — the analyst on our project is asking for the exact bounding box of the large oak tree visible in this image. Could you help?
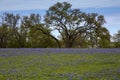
[44,2,86,48]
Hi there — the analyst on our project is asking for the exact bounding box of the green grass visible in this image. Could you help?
[0,53,120,80]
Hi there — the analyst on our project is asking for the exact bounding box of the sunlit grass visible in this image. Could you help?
[0,53,120,80]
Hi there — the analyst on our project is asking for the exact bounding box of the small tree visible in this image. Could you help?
[0,13,20,48]
[113,30,120,47]
[21,13,58,48]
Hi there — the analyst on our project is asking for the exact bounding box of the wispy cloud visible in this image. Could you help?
[0,0,120,11]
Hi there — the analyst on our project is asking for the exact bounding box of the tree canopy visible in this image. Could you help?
[0,2,113,48]
[112,30,120,47]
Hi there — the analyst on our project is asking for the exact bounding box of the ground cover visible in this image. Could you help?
[0,48,120,80]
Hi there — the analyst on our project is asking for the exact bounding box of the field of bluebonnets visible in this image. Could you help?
[0,48,120,80]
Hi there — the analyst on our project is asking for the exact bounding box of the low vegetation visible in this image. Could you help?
[0,48,120,80]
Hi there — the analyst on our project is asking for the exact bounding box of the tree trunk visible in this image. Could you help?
[0,38,6,48]
[65,40,73,48]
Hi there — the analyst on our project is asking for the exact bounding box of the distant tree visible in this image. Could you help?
[0,24,9,48]
[17,25,28,48]
[20,14,41,47]
[21,14,57,48]
[0,2,111,48]
[97,27,110,48]
[113,30,120,47]
[45,2,86,48]
[5,13,20,47]
[35,24,61,48]
[0,13,20,48]
[28,27,57,48]
[84,13,109,48]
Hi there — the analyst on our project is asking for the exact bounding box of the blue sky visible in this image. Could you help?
[0,0,120,36]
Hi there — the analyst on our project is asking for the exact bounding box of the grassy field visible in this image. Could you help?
[0,50,120,80]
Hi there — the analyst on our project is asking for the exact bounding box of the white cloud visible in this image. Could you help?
[0,0,120,11]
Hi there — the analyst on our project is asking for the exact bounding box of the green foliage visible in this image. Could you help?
[0,2,113,48]
[0,24,9,48]
[45,2,86,48]
[97,27,111,48]
[0,13,57,48]
[45,2,110,48]
[28,27,57,48]
[112,30,120,47]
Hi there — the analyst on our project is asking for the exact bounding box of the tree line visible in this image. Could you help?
[0,2,119,48]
